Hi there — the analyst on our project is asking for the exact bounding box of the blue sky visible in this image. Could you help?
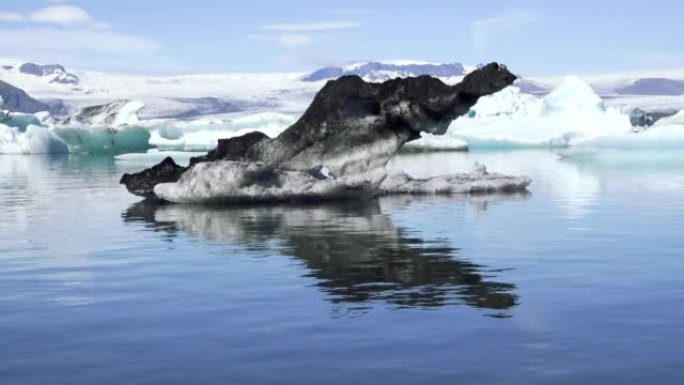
[0,0,680,75]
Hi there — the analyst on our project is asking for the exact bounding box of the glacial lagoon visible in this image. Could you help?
[2,150,684,384]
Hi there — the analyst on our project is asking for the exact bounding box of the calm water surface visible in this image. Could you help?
[1,150,684,384]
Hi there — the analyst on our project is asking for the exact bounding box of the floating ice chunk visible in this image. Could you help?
[558,123,684,158]
[52,125,151,154]
[0,123,68,154]
[379,162,531,194]
[446,77,632,149]
[154,159,531,203]
[0,110,41,132]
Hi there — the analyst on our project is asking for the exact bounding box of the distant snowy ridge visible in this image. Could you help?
[0,79,51,113]
[18,62,80,86]
[615,78,684,96]
[302,61,466,82]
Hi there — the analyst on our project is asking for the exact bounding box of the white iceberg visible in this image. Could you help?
[558,110,684,160]
[52,124,151,154]
[436,76,633,150]
[0,123,68,154]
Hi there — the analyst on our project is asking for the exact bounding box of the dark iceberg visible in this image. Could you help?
[121,62,530,202]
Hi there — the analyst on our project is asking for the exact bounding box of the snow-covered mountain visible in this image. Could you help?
[615,78,684,96]
[2,57,684,120]
[4,58,684,156]
[0,79,51,113]
[18,62,80,86]
[302,61,466,82]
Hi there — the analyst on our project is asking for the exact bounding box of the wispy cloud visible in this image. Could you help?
[0,5,163,70]
[0,28,158,56]
[248,33,315,48]
[470,9,543,52]
[0,5,110,29]
[0,12,24,22]
[29,5,109,29]
[276,33,315,47]
[325,9,376,15]
[260,21,361,32]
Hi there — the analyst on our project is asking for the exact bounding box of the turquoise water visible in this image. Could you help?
[2,151,684,384]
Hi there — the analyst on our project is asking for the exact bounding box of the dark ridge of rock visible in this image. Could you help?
[120,132,271,197]
[121,62,517,199]
[0,79,51,113]
[248,62,516,174]
[120,157,187,199]
[188,131,270,167]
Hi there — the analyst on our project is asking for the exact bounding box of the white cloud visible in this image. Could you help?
[0,5,109,29]
[0,5,174,71]
[0,12,25,22]
[260,21,360,31]
[471,9,543,52]
[29,5,109,29]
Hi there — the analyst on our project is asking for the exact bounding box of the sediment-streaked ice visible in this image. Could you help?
[379,163,532,194]
[154,160,531,203]
[154,161,382,203]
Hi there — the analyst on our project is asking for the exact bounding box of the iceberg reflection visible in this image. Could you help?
[123,196,523,315]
